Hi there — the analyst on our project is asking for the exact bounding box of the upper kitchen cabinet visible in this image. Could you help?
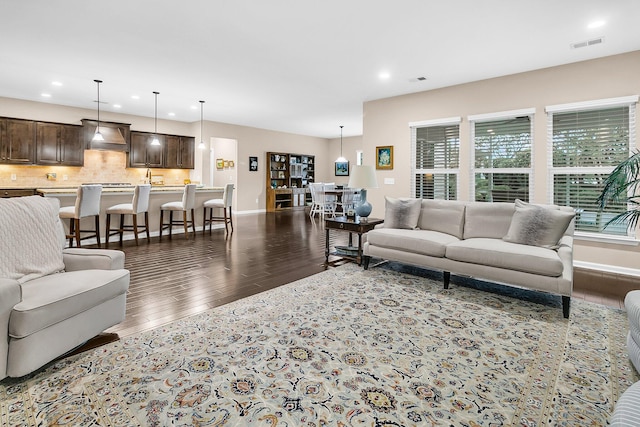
[36,122,83,166]
[0,118,35,164]
[129,131,164,168]
[165,135,195,169]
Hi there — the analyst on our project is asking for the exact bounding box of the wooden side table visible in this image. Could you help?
[325,216,384,265]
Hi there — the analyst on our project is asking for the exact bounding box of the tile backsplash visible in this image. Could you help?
[0,150,190,188]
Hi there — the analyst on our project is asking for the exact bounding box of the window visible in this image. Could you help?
[547,97,637,236]
[470,109,534,203]
[410,118,460,200]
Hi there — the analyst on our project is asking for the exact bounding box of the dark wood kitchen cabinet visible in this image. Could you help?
[165,135,195,169]
[0,118,35,164]
[129,131,164,168]
[36,122,83,166]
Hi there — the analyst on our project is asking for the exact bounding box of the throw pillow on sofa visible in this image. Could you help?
[503,199,575,249]
[384,197,422,229]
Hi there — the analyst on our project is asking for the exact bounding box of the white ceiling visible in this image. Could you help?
[1,0,639,139]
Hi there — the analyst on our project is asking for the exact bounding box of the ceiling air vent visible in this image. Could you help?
[571,37,604,49]
[409,76,428,83]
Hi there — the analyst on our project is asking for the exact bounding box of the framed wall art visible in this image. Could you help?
[216,158,224,170]
[335,161,349,176]
[249,156,258,171]
[376,146,393,170]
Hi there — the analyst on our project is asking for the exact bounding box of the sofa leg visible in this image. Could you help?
[363,256,371,270]
[443,271,450,289]
[562,296,570,319]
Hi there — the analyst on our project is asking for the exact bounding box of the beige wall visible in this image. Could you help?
[327,135,364,186]
[362,50,640,271]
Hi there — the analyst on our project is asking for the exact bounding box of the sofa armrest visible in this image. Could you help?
[0,278,21,380]
[63,248,126,271]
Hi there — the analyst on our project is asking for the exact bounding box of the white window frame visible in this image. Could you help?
[410,117,461,200]
[469,108,535,202]
[546,95,639,240]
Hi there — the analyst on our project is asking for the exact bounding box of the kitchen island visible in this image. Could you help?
[37,185,225,244]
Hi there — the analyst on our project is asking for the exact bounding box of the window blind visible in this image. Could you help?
[474,116,531,168]
[550,105,633,236]
[412,124,459,200]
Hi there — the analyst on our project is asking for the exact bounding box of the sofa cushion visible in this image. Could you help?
[417,199,466,239]
[503,199,575,249]
[0,196,65,283]
[9,269,130,339]
[384,197,422,229]
[445,238,564,277]
[463,202,515,239]
[367,228,460,258]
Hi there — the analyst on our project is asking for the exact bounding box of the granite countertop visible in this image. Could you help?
[36,185,223,195]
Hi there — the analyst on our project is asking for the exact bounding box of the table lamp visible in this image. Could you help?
[348,165,379,219]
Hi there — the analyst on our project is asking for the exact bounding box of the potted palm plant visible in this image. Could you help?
[597,151,640,230]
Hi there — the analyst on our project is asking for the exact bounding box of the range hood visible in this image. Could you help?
[81,119,131,152]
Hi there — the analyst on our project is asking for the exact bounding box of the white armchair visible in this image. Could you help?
[0,196,129,379]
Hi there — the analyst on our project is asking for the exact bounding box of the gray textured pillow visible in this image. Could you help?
[503,199,575,249]
[384,197,422,229]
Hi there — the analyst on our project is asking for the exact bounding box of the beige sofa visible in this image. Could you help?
[363,199,575,318]
[0,196,129,379]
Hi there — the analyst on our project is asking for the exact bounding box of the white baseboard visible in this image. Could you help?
[574,260,640,278]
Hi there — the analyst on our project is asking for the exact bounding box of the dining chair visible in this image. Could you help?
[338,188,359,214]
[105,184,152,246]
[203,183,234,234]
[308,182,323,218]
[159,184,197,239]
[58,184,103,248]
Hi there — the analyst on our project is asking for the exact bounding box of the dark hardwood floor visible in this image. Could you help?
[106,209,349,337]
[103,209,628,339]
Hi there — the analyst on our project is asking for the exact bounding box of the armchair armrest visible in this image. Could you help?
[0,278,21,380]
[63,248,126,271]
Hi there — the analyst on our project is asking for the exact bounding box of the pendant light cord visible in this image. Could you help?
[153,91,159,134]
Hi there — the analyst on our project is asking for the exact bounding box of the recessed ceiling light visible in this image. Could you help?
[41,93,51,98]
[588,20,606,29]
[131,95,140,100]
[168,112,175,117]
[379,72,391,80]
[51,81,62,86]
[113,104,122,109]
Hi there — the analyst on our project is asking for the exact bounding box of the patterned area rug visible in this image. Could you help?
[1,264,638,426]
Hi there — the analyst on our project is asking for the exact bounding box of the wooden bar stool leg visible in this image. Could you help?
[106,214,111,247]
[229,207,233,232]
[68,219,75,248]
[74,219,82,248]
[132,214,139,246]
[190,209,196,235]
[119,214,124,245]
[169,211,173,238]
[159,210,164,240]
[94,215,101,248]
[144,212,150,242]
[182,210,189,239]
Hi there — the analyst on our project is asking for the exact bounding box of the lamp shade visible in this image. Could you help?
[348,165,378,189]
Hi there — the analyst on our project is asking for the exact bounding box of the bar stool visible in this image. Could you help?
[203,183,234,234]
[58,184,102,248]
[159,184,197,239]
[105,184,152,246]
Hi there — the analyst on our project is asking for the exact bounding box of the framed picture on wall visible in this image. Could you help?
[335,161,349,176]
[216,158,224,170]
[223,160,230,168]
[229,160,235,168]
[249,156,258,171]
[376,146,393,170]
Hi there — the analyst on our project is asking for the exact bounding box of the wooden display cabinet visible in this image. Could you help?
[265,151,314,212]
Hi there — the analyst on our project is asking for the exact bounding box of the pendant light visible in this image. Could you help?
[92,79,104,142]
[198,100,206,150]
[335,125,347,162]
[151,91,161,146]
